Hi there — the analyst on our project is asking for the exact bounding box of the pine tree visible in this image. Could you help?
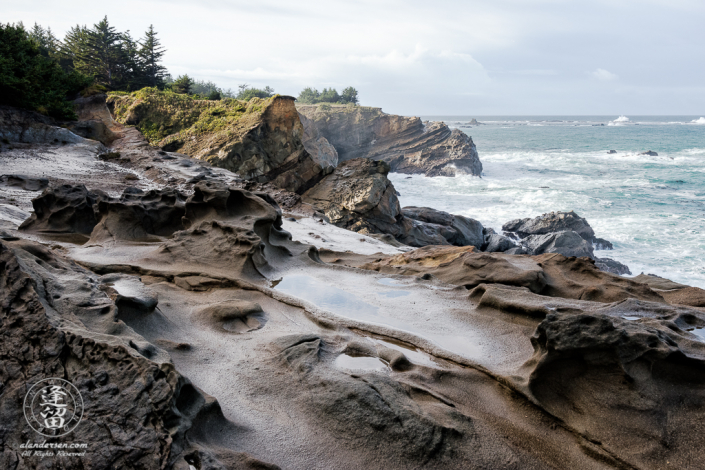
[76,16,125,89]
[340,86,359,105]
[29,23,59,56]
[172,74,193,94]
[120,30,144,90]
[139,25,167,88]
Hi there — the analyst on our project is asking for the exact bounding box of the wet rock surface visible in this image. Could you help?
[2,101,704,470]
[297,104,482,176]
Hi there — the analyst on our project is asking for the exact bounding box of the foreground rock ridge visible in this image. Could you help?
[297,104,483,177]
[1,99,704,470]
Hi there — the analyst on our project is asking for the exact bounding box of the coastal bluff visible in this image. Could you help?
[297,104,483,177]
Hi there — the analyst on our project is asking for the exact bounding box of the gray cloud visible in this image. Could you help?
[4,0,703,114]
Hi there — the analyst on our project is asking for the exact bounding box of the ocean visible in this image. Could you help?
[390,116,705,288]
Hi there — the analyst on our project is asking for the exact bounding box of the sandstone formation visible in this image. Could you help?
[107,90,329,193]
[352,246,661,303]
[3,101,705,470]
[297,104,482,176]
[301,158,486,247]
[0,239,278,469]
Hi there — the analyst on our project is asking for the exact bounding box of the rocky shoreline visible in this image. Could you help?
[1,95,705,470]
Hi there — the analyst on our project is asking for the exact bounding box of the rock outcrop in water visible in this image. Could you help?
[302,158,486,247]
[107,90,330,193]
[502,210,630,274]
[297,104,482,177]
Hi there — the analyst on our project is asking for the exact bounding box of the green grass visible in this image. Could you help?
[107,88,274,144]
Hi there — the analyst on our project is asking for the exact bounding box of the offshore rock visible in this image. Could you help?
[523,230,594,258]
[502,211,631,273]
[503,210,596,242]
[594,257,632,275]
[297,104,482,176]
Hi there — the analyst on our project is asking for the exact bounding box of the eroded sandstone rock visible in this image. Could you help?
[0,240,278,469]
[108,91,327,194]
[297,104,482,176]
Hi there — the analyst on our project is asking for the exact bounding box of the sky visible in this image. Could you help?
[4,0,705,115]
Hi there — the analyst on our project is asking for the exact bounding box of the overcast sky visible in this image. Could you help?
[5,0,705,115]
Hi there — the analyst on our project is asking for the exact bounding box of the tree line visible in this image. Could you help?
[1,16,360,120]
[297,87,359,105]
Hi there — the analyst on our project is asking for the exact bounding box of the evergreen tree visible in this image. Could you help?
[340,86,359,104]
[119,30,144,90]
[172,74,193,94]
[59,25,91,72]
[318,87,340,103]
[297,87,319,103]
[29,23,59,57]
[139,25,167,88]
[75,16,125,89]
[0,22,92,118]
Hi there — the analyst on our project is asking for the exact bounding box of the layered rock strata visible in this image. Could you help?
[297,104,482,176]
[107,90,330,193]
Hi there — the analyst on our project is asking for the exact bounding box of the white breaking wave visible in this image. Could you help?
[608,115,630,126]
[691,117,705,124]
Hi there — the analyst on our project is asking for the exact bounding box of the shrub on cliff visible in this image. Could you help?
[236,84,275,101]
[0,23,92,119]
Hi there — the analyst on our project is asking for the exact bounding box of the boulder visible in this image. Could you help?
[299,112,338,172]
[640,150,658,156]
[484,233,519,253]
[523,230,594,258]
[607,150,617,154]
[594,257,631,275]
[502,211,595,242]
[593,237,613,250]
[402,206,484,247]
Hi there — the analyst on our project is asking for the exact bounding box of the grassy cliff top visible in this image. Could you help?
[107,88,277,144]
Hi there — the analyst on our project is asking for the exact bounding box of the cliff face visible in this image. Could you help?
[107,90,332,193]
[297,104,482,176]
